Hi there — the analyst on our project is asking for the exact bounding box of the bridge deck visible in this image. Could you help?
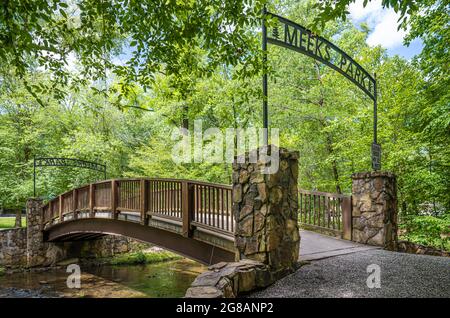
[299,230,379,261]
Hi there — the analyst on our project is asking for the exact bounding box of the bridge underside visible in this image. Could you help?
[43,218,235,265]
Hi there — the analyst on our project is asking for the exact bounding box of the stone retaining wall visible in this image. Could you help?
[0,226,148,268]
[397,240,449,257]
[77,235,149,259]
[0,228,27,267]
[0,197,150,268]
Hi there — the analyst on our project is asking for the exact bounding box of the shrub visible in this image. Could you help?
[399,215,450,251]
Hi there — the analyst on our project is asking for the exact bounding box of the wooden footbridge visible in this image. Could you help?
[41,178,352,265]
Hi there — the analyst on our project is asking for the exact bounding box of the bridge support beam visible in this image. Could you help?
[232,145,300,276]
[351,172,398,250]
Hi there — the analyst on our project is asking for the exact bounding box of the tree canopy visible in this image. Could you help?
[0,0,266,102]
[0,0,448,248]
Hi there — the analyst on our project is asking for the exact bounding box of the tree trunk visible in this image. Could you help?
[182,104,189,130]
[15,209,22,228]
[325,133,342,194]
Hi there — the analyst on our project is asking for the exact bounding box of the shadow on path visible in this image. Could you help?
[299,230,379,261]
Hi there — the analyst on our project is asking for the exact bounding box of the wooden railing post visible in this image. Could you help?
[140,179,148,225]
[182,181,194,237]
[73,189,78,220]
[111,180,118,219]
[341,196,352,240]
[89,183,95,218]
[58,195,63,222]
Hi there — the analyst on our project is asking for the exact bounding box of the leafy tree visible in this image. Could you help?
[310,0,449,213]
[0,0,448,249]
[0,0,267,102]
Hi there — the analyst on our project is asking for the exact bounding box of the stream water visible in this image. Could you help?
[0,258,206,298]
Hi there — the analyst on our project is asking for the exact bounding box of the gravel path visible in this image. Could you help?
[250,249,450,298]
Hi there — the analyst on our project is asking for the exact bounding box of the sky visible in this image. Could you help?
[347,0,423,59]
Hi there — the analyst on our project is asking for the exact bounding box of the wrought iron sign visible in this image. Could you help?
[33,157,107,197]
[267,12,376,100]
[261,8,381,170]
[371,142,381,171]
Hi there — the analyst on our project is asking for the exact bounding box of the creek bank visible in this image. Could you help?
[0,247,180,275]
[0,224,153,271]
[79,247,182,267]
[0,258,206,298]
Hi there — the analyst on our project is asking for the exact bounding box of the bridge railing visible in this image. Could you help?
[147,179,182,220]
[42,178,235,238]
[41,178,354,241]
[192,182,233,235]
[298,189,352,240]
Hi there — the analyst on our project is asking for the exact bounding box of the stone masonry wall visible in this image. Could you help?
[0,228,27,267]
[0,199,149,268]
[232,145,300,276]
[73,235,149,259]
[186,146,301,298]
[351,172,398,250]
[397,240,449,257]
[0,230,147,268]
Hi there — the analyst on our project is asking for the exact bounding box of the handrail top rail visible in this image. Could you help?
[42,177,232,206]
[108,177,231,189]
[299,189,350,199]
[69,177,231,189]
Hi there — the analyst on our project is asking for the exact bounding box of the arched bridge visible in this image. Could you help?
[42,178,353,265]
[42,178,236,265]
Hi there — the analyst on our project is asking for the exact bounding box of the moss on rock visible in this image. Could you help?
[107,250,182,266]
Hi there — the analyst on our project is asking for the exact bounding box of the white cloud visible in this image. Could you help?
[349,0,383,21]
[348,0,406,49]
[366,11,406,48]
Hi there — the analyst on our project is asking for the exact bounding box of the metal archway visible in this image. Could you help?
[33,157,107,197]
[261,8,381,170]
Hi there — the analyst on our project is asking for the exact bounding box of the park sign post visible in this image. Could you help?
[33,157,107,197]
[261,8,381,170]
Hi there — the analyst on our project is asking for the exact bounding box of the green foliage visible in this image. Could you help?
[311,0,418,31]
[0,0,267,102]
[0,0,448,252]
[399,215,450,251]
[0,266,5,276]
[309,0,450,212]
[109,251,181,266]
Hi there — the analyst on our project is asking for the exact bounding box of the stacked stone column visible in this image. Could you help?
[351,172,398,250]
[26,198,46,267]
[232,145,300,276]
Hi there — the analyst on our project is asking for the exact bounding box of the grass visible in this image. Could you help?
[0,217,26,229]
[107,251,182,266]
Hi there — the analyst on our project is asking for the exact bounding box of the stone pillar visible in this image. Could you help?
[26,198,67,267]
[351,172,398,250]
[26,198,45,267]
[232,145,300,276]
